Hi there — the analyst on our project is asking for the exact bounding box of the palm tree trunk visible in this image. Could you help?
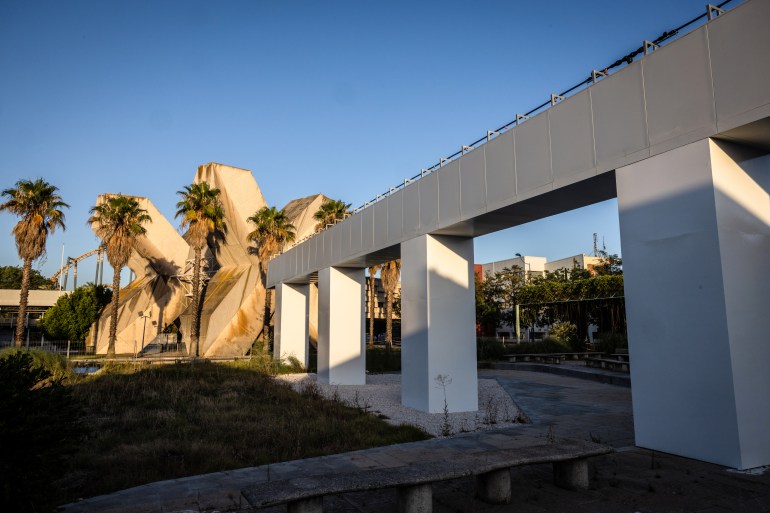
[385,290,393,349]
[14,258,32,347]
[262,287,271,354]
[107,266,122,357]
[191,247,201,358]
[369,274,375,347]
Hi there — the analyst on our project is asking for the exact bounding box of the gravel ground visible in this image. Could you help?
[276,373,523,437]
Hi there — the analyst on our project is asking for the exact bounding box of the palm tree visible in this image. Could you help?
[313,199,351,232]
[247,206,296,351]
[367,264,381,346]
[1,179,68,346]
[380,259,401,349]
[175,182,226,358]
[89,195,151,356]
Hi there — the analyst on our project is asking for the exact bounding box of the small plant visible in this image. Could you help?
[435,374,453,437]
[589,431,603,443]
[482,396,499,425]
[546,424,557,444]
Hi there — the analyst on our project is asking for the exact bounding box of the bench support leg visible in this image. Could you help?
[476,468,511,503]
[553,458,589,490]
[288,496,323,513]
[398,483,432,513]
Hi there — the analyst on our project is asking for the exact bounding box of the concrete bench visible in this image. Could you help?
[585,357,630,372]
[241,439,612,512]
[505,353,562,364]
[505,352,601,364]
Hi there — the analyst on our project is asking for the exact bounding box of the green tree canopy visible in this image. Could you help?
[39,284,112,341]
[0,265,54,290]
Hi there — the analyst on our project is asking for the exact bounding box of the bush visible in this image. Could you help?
[0,351,80,512]
[477,337,507,361]
[597,332,628,355]
[506,338,571,354]
[548,321,582,352]
[0,348,73,382]
[366,346,401,373]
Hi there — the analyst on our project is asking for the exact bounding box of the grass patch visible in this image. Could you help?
[57,361,428,504]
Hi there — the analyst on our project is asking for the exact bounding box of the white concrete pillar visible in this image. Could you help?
[274,283,309,368]
[616,138,770,470]
[317,267,366,385]
[401,234,478,413]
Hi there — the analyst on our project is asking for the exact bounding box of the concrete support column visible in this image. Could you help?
[616,138,770,469]
[274,283,309,367]
[401,234,478,413]
[476,469,511,503]
[317,267,366,385]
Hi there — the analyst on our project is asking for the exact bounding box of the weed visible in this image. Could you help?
[435,374,453,437]
[482,396,499,425]
[589,432,603,443]
[546,424,557,444]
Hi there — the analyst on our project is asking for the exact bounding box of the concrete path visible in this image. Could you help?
[62,369,770,513]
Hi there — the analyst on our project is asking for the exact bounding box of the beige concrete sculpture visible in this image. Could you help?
[90,164,328,357]
[90,195,190,355]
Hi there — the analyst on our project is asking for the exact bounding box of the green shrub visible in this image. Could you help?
[548,321,582,351]
[506,337,571,354]
[366,347,401,373]
[476,337,507,361]
[0,351,80,512]
[0,348,73,382]
[597,332,628,355]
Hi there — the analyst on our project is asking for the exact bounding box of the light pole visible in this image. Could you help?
[138,310,151,356]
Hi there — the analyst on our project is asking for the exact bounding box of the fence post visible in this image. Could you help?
[66,340,71,359]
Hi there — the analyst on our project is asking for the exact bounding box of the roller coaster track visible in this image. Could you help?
[50,246,107,290]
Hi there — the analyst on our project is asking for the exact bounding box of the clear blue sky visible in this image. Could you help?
[0,0,733,287]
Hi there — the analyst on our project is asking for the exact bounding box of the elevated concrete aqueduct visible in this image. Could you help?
[268,0,770,470]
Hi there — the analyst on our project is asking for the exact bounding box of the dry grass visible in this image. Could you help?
[57,360,429,504]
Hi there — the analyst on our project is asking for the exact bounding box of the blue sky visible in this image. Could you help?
[0,0,732,287]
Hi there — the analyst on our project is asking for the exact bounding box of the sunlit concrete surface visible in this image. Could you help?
[617,138,770,470]
[274,283,309,367]
[401,234,478,413]
[317,266,365,385]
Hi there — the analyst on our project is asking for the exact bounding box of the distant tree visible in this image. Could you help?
[475,273,504,335]
[367,264,381,345]
[89,195,151,357]
[313,199,351,232]
[0,178,68,346]
[39,284,112,341]
[594,251,623,276]
[0,265,54,290]
[176,182,226,358]
[247,206,296,351]
[380,259,400,348]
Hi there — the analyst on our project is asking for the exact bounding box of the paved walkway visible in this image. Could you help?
[62,369,770,513]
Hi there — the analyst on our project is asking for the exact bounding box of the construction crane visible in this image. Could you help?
[50,246,107,290]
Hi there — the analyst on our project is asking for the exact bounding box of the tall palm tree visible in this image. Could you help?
[367,264,381,346]
[175,182,226,358]
[313,199,351,232]
[89,194,151,357]
[380,259,401,349]
[1,179,68,346]
[247,206,296,351]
